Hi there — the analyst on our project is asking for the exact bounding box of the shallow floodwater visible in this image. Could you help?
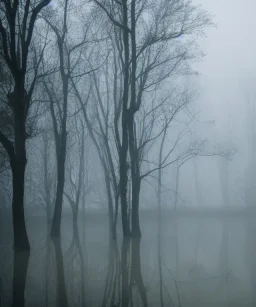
[0,210,256,307]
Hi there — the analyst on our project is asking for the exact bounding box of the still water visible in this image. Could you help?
[0,211,256,307]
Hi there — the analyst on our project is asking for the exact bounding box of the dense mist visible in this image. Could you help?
[0,0,255,306]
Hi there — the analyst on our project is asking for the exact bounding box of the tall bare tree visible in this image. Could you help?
[43,0,93,237]
[94,0,213,237]
[0,0,52,250]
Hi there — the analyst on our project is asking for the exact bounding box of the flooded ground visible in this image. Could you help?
[0,210,256,306]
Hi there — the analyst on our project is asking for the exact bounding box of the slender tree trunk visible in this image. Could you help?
[128,109,141,237]
[129,0,141,238]
[43,134,52,225]
[51,153,66,237]
[157,129,166,307]
[174,163,180,211]
[51,80,68,237]
[82,180,86,232]
[113,193,119,238]
[120,115,130,237]
[104,170,115,239]
[119,0,131,238]
[129,136,141,237]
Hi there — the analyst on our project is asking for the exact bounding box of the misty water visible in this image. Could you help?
[1,210,256,307]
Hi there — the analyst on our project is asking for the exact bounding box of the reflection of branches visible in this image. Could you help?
[64,226,86,307]
[101,240,121,307]
[52,238,68,307]
[163,263,181,307]
[130,238,148,307]
[101,238,148,307]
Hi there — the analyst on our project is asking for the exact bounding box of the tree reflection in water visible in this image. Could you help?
[1,216,253,307]
[12,251,30,307]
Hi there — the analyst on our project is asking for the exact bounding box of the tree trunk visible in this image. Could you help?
[11,158,29,251]
[104,170,115,239]
[51,163,65,237]
[43,133,52,226]
[157,129,166,307]
[131,177,141,237]
[113,193,119,239]
[119,0,131,238]
[174,163,180,211]
[10,89,30,251]
[51,80,68,237]
[120,145,130,237]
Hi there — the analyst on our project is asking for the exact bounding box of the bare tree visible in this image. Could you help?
[64,120,89,229]
[0,0,52,250]
[71,36,122,238]
[43,0,93,237]
[42,131,56,224]
[93,0,213,237]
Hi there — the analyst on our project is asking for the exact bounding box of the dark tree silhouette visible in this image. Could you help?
[0,0,52,250]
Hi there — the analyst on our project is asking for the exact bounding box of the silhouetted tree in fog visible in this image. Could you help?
[0,0,52,250]
[43,0,94,237]
[64,121,88,229]
[94,0,213,237]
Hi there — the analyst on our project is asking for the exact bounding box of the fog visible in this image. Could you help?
[0,0,256,306]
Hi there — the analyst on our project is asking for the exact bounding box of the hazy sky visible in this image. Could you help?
[177,0,256,207]
[195,0,256,163]
[195,0,256,139]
